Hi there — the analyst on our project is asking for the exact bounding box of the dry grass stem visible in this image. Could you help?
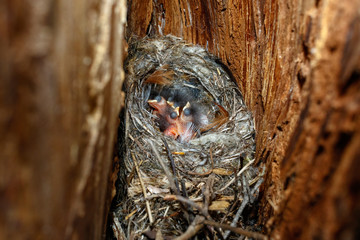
[131,152,154,224]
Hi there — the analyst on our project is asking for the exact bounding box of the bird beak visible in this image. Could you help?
[164,125,179,139]
[147,99,158,103]
[167,100,175,108]
[184,102,191,109]
[148,98,166,110]
[174,107,180,116]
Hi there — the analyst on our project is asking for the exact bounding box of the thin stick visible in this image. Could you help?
[131,134,149,155]
[162,137,181,195]
[217,159,255,193]
[112,213,127,240]
[203,175,214,214]
[164,195,207,216]
[187,169,214,176]
[224,174,249,239]
[131,152,154,224]
[149,141,178,194]
[173,216,205,240]
[209,147,214,170]
[203,220,268,240]
[203,175,224,239]
[164,194,224,240]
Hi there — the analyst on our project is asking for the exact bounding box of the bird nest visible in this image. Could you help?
[112,35,265,240]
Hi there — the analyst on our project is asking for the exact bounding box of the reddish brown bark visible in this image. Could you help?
[126,0,360,239]
[0,0,126,239]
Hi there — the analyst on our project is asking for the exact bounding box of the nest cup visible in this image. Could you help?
[115,35,262,239]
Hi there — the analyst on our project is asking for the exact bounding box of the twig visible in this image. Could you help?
[162,137,181,195]
[187,169,214,176]
[181,179,194,216]
[164,191,225,240]
[112,213,127,240]
[131,134,150,155]
[233,166,239,206]
[203,175,214,214]
[224,168,260,240]
[131,152,154,224]
[148,141,178,194]
[203,220,268,240]
[164,195,207,216]
[224,174,248,239]
[209,147,214,170]
[181,180,188,198]
[251,177,264,198]
[173,216,205,240]
[158,139,196,225]
[220,166,240,224]
[217,159,255,193]
[203,175,224,239]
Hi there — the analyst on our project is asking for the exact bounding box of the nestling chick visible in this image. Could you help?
[147,96,180,138]
[175,102,208,142]
[148,95,209,142]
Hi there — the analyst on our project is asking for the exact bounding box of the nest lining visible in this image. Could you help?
[113,35,264,240]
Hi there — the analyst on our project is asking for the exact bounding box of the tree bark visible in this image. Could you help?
[0,0,126,239]
[127,0,360,239]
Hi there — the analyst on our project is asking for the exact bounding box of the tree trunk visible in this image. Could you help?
[127,0,360,239]
[0,0,126,239]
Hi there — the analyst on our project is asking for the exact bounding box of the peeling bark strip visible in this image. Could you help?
[127,0,360,239]
[0,0,126,239]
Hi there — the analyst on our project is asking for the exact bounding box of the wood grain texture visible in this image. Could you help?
[0,0,126,239]
[127,0,360,239]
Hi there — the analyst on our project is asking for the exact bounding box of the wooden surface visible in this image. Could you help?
[127,0,360,239]
[0,0,126,239]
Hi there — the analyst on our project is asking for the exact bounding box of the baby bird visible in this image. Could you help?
[147,96,180,139]
[176,102,208,142]
[148,96,209,142]
[145,65,229,142]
